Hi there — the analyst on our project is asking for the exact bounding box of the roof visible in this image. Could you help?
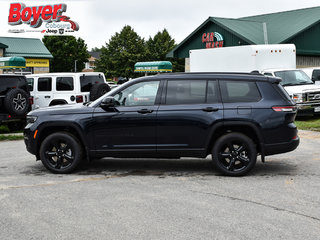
[241,6,320,43]
[167,6,320,57]
[0,43,8,49]
[89,51,101,59]
[134,61,172,73]
[0,37,53,59]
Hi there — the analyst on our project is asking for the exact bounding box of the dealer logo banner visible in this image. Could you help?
[8,2,79,35]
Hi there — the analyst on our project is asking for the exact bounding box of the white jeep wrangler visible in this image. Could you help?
[26,72,110,109]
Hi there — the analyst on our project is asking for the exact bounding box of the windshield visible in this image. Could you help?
[275,70,313,86]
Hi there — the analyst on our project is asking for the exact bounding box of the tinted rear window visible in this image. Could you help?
[80,75,104,92]
[220,81,261,103]
[27,78,34,91]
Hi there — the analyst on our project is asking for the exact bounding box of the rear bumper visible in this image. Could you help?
[264,137,300,156]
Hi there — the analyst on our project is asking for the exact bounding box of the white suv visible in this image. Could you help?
[26,72,110,109]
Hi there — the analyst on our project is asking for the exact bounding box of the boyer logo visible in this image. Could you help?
[8,3,79,32]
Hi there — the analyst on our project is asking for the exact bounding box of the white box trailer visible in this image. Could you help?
[189,44,296,72]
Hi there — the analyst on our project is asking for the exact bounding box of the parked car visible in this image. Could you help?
[0,74,31,130]
[262,69,320,115]
[24,72,299,176]
[300,67,320,85]
[26,72,111,110]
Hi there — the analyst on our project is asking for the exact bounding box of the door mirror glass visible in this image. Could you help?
[101,96,116,110]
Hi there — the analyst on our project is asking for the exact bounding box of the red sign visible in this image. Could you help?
[202,32,224,48]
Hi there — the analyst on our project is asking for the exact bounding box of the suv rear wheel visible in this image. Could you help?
[39,132,83,174]
[212,133,257,176]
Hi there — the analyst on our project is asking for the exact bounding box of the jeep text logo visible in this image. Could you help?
[8,3,79,31]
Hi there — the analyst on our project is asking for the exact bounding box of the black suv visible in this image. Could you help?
[0,75,31,127]
[24,73,299,176]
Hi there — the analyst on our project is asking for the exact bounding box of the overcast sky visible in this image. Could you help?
[0,0,320,50]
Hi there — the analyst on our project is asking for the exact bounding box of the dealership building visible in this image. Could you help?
[0,37,53,74]
[167,7,320,71]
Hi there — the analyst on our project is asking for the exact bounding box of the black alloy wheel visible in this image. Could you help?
[212,133,257,176]
[40,132,83,173]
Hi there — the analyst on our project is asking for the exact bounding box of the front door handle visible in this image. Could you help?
[202,107,219,112]
[44,96,51,99]
[137,109,153,114]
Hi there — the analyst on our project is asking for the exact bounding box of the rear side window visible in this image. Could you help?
[166,80,206,105]
[56,77,74,91]
[220,81,261,103]
[26,78,34,91]
[38,78,52,91]
[80,75,104,92]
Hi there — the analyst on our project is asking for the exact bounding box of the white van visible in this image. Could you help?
[26,72,110,110]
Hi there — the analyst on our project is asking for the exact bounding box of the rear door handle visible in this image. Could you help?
[202,107,219,112]
[137,109,154,114]
[44,96,51,99]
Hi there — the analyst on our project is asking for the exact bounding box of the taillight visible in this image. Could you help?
[272,106,297,112]
[76,95,83,103]
[29,96,34,105]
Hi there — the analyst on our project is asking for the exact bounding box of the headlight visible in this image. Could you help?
[26,115,38,124]
[292,93,305,103]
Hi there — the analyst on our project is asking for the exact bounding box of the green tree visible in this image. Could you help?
[146,29,184,72]
[96,25,146,79]
[42,36,90,72]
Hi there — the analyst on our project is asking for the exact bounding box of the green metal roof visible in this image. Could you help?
[167,6,320,58]
[134,61,172,72]
[241,7,320,43]
[0,37,53,59]
[0,43,8,49]
[0,57,26,69]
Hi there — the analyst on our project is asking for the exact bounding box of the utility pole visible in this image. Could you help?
[74,60,78,72]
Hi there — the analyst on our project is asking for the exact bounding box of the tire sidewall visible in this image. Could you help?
[39,132,83,174]
[90,83,111,101]
[4,89,30,116]
[212,133,257,176]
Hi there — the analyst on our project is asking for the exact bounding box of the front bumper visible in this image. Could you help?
[24,127,37,156]
[296,102,320,115]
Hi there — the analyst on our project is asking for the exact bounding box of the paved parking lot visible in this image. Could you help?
[0,130,320,240]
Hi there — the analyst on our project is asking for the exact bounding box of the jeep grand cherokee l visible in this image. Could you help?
[24,73,299,176]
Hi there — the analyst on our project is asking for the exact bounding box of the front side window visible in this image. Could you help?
[220,81,261,103]
[56,77,74,91]
[166,80,206,105]
[114,81,160,106]
[38,77,52,91]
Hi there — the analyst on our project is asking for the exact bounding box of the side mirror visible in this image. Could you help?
[101,96,116,111]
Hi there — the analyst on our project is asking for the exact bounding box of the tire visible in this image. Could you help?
[212,133,257,176]
[39,132,83,174]
[4,89,30,117]
[89,83,111,101]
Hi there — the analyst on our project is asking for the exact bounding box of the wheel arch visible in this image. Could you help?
[206,121,265,158]
[36,122,90,162]
[49,99,68,106]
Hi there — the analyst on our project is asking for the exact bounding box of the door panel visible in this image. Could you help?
[92,80,161,156]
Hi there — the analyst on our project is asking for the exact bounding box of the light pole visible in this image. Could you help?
[74,60,78,72]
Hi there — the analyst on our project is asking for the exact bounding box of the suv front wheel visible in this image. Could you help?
[39,132,83,174]
[212,133,257,176]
